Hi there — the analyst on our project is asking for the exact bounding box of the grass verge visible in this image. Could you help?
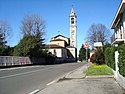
[85,64,113,76]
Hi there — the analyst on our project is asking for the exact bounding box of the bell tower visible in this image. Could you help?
[70,7,77,48]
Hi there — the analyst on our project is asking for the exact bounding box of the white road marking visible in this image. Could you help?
[0,66,42,71]
[47,80,57,86]
[0,68,46,79]
[29,89,40,94]
[0,65,63,79]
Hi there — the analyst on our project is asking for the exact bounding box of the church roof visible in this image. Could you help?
[50,39,66,42]
[52,34,69,39]
[44,44,66,49]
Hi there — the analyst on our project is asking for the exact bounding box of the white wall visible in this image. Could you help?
[67,47,76,58]
[49,49,62,57]
[114,51,125,89]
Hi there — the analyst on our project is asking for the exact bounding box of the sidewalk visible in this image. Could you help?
[38,63,125,94]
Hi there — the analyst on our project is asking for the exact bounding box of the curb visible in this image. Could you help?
[36,63,90,94]
[65,63,91,78]
[85,75,114,79]
[54,63,90,81]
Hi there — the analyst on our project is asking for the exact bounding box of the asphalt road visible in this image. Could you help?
[0,62,84,94]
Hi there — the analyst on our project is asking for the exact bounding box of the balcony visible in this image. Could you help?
[111,33,125,45]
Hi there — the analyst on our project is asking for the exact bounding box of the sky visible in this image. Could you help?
[0,0,121,53]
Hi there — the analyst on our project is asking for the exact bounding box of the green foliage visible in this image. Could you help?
[104,46,115,70]
[78,44,86,62]
[0,45,6,55]
[94,48,105,65]
[90,54,96,63]
[13,35,56,64]
[0,45,13,56]
[103,42,111,52]
[45,52,56,64]
[13,35,42,57]
[118,44,125,77]
[85,64,113,76]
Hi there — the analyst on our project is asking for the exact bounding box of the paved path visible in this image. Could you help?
[38,63,125,94]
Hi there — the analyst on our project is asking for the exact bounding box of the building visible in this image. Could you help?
[45,7,77,62]
[70,7,77,48]
[110,0,125,89]
[111,0,125,45]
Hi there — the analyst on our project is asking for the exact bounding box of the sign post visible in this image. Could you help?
[83,42,90,61]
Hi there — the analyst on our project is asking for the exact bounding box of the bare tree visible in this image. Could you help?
[0,20,12,45]
[87,24,110,47]
[20,14,46,40]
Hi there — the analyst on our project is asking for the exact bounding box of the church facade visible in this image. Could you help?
[45,7,77,62]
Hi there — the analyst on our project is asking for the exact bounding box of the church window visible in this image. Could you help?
[54,49,56,56]
[71,18,74,24]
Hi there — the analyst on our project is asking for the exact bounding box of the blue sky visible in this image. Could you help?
[0,0,121,52]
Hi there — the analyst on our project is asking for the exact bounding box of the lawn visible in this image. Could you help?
[85,64,113,76]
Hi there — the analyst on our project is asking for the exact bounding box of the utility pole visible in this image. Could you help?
[86,48,87,61]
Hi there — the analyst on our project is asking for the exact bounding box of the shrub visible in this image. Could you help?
[118,44,125,77]
[90,54,96,63]
[94,48,105,65]
[104,46,115,70]
[45,52,56,64]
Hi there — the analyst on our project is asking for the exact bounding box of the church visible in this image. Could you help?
[45,7,77,62]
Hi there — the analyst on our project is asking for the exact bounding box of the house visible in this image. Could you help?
[111,0,125,45]
[111,0,125,89]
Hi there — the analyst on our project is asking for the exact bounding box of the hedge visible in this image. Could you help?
[104,46,115,70]
[118,44,125,77]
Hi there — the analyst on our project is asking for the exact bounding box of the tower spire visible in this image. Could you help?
[71,6,75,14]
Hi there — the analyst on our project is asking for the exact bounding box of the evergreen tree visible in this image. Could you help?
[13,35,42,57]
[78,44,86,62]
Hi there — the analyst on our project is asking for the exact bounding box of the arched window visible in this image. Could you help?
[71,18,74,24]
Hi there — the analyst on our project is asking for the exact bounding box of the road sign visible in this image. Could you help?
[94,42,102,47]
[83,42,90,48]
[83,41,89,61]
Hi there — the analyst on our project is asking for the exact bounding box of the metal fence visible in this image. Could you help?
[0,56,31,66]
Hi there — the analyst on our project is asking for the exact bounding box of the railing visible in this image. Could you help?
[111,32,125,44]
[0,56,31,66]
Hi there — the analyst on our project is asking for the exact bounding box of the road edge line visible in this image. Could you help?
[29,89,40,94]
